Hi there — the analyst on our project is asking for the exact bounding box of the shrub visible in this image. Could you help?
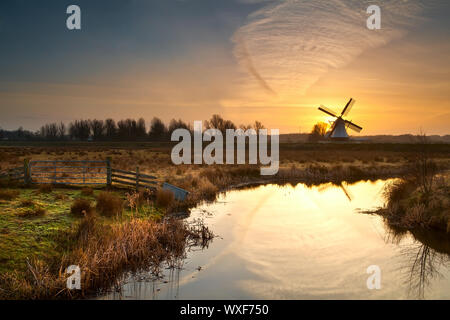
[81,187,93,196]
[0,189,19,201]
[19,199,35,207]
[54,193,67,201]
[38,184,53,194]
[71,198,93,216]
[156,189,175,208]
[198,179,218,200]
[96,192,123,217]
[17,207,46,218]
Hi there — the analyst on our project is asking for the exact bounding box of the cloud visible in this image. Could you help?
[232,0,427,98]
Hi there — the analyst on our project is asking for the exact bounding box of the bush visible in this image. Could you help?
[71,198,93,216]
[17,207,46,218]
[156,189,175,208]
[19,199,35,207]
[96,192,123,217]
[38,184,53,194]
[81,187,94,196]
[198,179,218,200]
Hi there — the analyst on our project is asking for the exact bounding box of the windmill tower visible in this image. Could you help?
[318,98,363,140]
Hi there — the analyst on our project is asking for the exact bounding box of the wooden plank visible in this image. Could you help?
[111,168,135,175]
[31,176,104,181]
[138,178,157,185]
[5,176,24,181]
[112,179,156,189]
[111,179,136,187]
[111,173,136,181]
[138,172,157,180]
[30,160,107,163]
[31,166,106,169]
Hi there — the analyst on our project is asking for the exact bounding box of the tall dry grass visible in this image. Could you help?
[156,189,175,208]
[95,192,123,217]
[0,214,213,299]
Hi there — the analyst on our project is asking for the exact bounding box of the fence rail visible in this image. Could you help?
[0,166,25,181]
[0,159,157,190]
[111,168,157,190]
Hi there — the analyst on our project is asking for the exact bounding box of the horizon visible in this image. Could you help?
[0,1,449,135]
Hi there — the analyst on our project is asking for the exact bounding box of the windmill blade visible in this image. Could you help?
[318,105,338,118]
[318,183,333,192]
[345,120,363,133]
[342,98,355,117]
[340,183,353,202]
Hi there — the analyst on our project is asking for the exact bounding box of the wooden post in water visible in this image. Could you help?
[106,157,112,188]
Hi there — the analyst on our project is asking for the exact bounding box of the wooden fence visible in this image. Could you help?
[0,159,157,190]
[0,166,25,182]
[111,167,157,190]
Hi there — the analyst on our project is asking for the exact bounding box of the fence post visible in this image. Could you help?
[106,157,112,187]
[23,159,30,184]
[136,166,140,190]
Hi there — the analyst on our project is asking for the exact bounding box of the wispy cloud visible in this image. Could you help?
[233,0,427,97]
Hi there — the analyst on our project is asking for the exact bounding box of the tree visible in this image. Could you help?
[253,121,265,132]
[205,114,236,134]
[40,123,58,140]
[89,119,105,140]
[149,117,167,140]
[57,122,66,139]
[136,118,147,138]
[168,119,191,135]
[69,120,91,140]
[308,122,328,142]
[105,118,116,138]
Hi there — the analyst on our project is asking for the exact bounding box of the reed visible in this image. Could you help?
[0,215,213,299]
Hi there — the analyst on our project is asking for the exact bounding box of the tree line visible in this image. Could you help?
[0,115,265,142]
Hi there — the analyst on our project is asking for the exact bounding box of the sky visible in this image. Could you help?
[0,0,449,135]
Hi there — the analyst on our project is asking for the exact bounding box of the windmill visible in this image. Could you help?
[318,98,363,140]
[318,181,354,202]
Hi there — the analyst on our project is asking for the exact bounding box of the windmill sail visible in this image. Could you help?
[318,105,338,118]
[345,120,363,133]
[342,99,355,117]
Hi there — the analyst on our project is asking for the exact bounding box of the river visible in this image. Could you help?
[101,179,450,300]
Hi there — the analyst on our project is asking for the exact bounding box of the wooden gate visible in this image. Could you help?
[28,160,109,185]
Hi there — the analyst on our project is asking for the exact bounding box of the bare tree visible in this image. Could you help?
[105,118,116,138]
[149,117,167,140]
[89,119,105,140]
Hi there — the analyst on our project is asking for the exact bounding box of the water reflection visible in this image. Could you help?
[385,226,450,299]
[100,179,450,300]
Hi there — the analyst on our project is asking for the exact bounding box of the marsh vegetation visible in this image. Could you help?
[0,140,449,299]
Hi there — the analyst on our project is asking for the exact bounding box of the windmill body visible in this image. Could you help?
[327,118,349,140]
[318,98,363,141]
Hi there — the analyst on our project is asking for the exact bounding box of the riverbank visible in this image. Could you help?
[0,186,213,299]
[372,172,450,234]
